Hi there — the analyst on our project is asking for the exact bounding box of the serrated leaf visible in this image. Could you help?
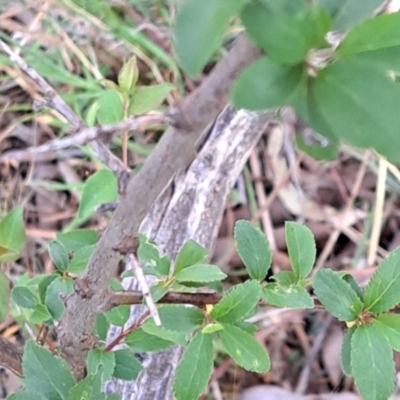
[105,305,130,327]
[285,221,316,280]
[56,230,98,253]
[338,13,400,57]
[79,169,118,220]
[341,327,354,376]
[233,220,272,281]
[11,286,37,309]
[67,371,102,400]
[87,349,115,383]
[142,320,186,346]
[45,277,74,321]
[319,0,388,31]
[97,90,124,125]
[351,324,395,400]
[125,328,175,352]
[23,340,76,400]
[48,240,69,272]
[129,84,173,115]
[272,271,298,286]
[241,3,329,65]
[0,270,9,321]
[174,0,246,77]
[202,323,224,334]
[112,349,142,381]
[364,247,400,313]
[29,304,52,324]
[138,233,170,276]
[174,264,226,283]
[157,305,204,332]
[218,324,270,373]
[374,314,400,352]
[67,244,95,274]
[313,269,363,321]
[0,206,26,262]
[342,273,364,301]
[173,240,209,276]
[211,280,261,324]
[173,332,213,400]
[118,56,138,93]
[231,57,304,111]
[262,283,313,309]
[312,54,400,162]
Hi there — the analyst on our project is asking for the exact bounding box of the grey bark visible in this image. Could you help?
[104,107,274,399]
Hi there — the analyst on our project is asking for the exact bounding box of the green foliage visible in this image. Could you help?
[173,240,209,276]
[104,305,130,327]
[373,314,400,351]
[0,206,26,262]
[341,327,354,376]
[112,349,142,381]
[262,283,313,309]
[138,233,170,276]
[0,270,10,321]
[129,84,174,115]
[157,305,205,332]
[234,220,272,280]
[174,264,226,283]
[126,328,175,352]
[97,90,124,125]
[87,349,115,383]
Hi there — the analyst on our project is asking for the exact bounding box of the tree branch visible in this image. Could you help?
[58,35,262,379]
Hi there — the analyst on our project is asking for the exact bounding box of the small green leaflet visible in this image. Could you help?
[86,349,115,383]
[95,314,110,342]
[138,233,170,276]
[45,277,74,321]
[29,304,52,324]
[56,230,98,253]
[364,247,400,313]
[231,57,304,112]
[67,371,103,400]
[211,280,261,324]
[23,340,76,400]
[174,0,246,77]
[67,244,95,274]
[48,240,69,272]
[233,220,272,281]
[125,328,175,352]
[96,90,124,125]
[0,206,26,262]
[218,324,270,373]
[11,286,38,309]
[118,56,138,94]
[173,332,213,400]
[112,349,142,381]
[129,84,174,115]
[174,264,226,283]
[0,270,9,321]
[8,391,46,400]
[173,240,209,276]
[313,269,363,321]
[373,314,400,352]
[285,221,316,280]
[157,304,204,333]
[104,305,130,327]
[351,324,395,400]
[341,328,354,376]
[262,283,313,309]
[78,169,118,220]
[142,319,186,346]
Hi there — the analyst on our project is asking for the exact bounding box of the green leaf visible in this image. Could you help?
[138,233,170,276]
[112,349,142,381]
[125,328,175,352]
[285,221,316,280]
[96,90,124,125]
[67,371,102,400]
[374,313,400,352]
[231,57,303,111]
[11,286,38,309]
[233,220,272,281]
[342,273,364,301]
[174,264,226,283]
[341,327,354,376]
[23,340,76,400]
[319,0,388,31]
[87,349,115,383]
[295,134,339,161]
[150,281,169,302]
[211,280,261,324]
[313,269,363,321]
[241,3,329,65]
[95,314,110,341]
[8,391,47,400]
[142,320,186,346]
[173,240,209,276]
[272,271,298,286]
[262,283,314,309]
[0,270,9,321]
[129,84,174,115]
[67,244,95,274]
[45,277,74,321]
[312,54,400,162]
[29,304,52,324]
[0,206,26,262]
[351,324,395,400]
[48,240,69,272]
[78,169,118,220]
[218,324,270,373]
[157,305,205,332]
[38,274,58,303]
[338,13,400,57]
[118,56,138,93]
[104,305,130,327]
[201,323,224,334]
[173,332,213,400]
[56,230,98,253]
[364,247,400,313]
[174,0,246,77]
